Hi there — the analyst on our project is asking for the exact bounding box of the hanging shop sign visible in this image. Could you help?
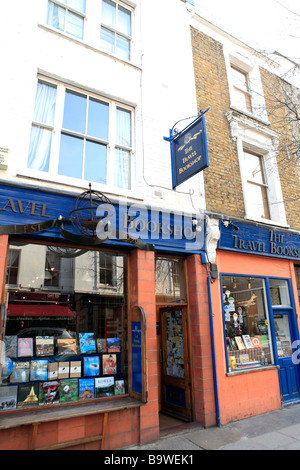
[219,220,300,260]
[164,111,209,189]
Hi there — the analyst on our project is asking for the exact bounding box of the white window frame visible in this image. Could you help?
[100,0,133,61]
[224,49,269,123]
[22,77,135,195]
[46,0,86,40]
[227,111,288,227]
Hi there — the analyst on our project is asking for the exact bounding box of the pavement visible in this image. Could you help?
[125,402,300,451]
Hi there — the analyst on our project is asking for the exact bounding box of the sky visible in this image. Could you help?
[195,0,300,62]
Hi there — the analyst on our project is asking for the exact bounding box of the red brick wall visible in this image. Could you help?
[129,249,160,444]
[187,254,216,427]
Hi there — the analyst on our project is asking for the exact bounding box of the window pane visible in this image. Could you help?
[115,148,130,189]
[84,140,107,184]
[100,27,115,54]
[66,11,84,39]
[116,108,131,147]
[87,99,109,140]
[2,243,128,410]
[246,182,270,219]
[116,35,130,61]
[102,0,116,28]
[222,276,273,370]
[231,66,249,92]
[63,90,87,134]
[33,82,57,126]
[118,6,131,36]
[155,257,186,303]
[244,152,264,184]
[274,315,293,357]
[68,0,86,13]
[28,126,51,172]
[58,133,83,178]
[47,2,65,31]
[269,279,291,307]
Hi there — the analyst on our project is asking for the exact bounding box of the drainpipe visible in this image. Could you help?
[207,275,221,427]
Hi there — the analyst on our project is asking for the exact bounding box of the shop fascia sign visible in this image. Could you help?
[164,110,209,189]
[219,220,300,260]
[0,184,205,252]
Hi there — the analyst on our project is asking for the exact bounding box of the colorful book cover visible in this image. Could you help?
[251,336,262,348]
[39,380,61,405]
[59,379,78,403]
[78,378,95,400]
[102,354,117,375]
[95,377,114,398]
[10,361,30,383]
[235,336,246,351]
[4,336,17,358]
[17,383,39,408]
[114,380,125,396]
[96,338,107,353]
[79,333,96,354]
[84,356,100,377]
[0,386,18,411]
[57,338,77,355]
[17,338,33,357]
[242,335,253,349]
[30,360,48,381]
[36,336,54,356]
[107,338,120,353]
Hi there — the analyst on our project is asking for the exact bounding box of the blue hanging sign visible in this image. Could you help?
[165,110,209,189]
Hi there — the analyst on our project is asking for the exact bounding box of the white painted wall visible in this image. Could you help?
[0,0,205,216]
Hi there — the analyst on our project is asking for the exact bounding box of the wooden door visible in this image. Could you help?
[160,307,192,421]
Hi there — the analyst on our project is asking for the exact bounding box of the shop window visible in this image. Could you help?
[155,257,186,304]
[27,79,133,190]
[0,242,128,411]
[46,0,86,40]
[100,0,132,61]
[222,275,273,371]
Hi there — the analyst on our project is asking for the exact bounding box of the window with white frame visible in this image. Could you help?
[100,0,132,61]
[227,111,287,226]
[27,80,133,190]
[243,150,270,220]
[46,0,86,40]
[230,65,252,114]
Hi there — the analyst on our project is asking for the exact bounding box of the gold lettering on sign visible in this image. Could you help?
[0,199,51,218]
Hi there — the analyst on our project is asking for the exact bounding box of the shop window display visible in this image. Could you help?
[222,276,273,371]
[0,242,128,411]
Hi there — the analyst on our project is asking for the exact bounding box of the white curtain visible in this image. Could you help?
[115,109,131,188]
[28,82,57,171]
[47,1,84,39]
[47,2,65,31]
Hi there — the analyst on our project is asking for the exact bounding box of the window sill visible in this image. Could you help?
[16,169,143,202]
[38,24,142,72]
[229,106,270,126]
[244,215,290,229]
[227,364,279,377]
[0,395,143,431]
